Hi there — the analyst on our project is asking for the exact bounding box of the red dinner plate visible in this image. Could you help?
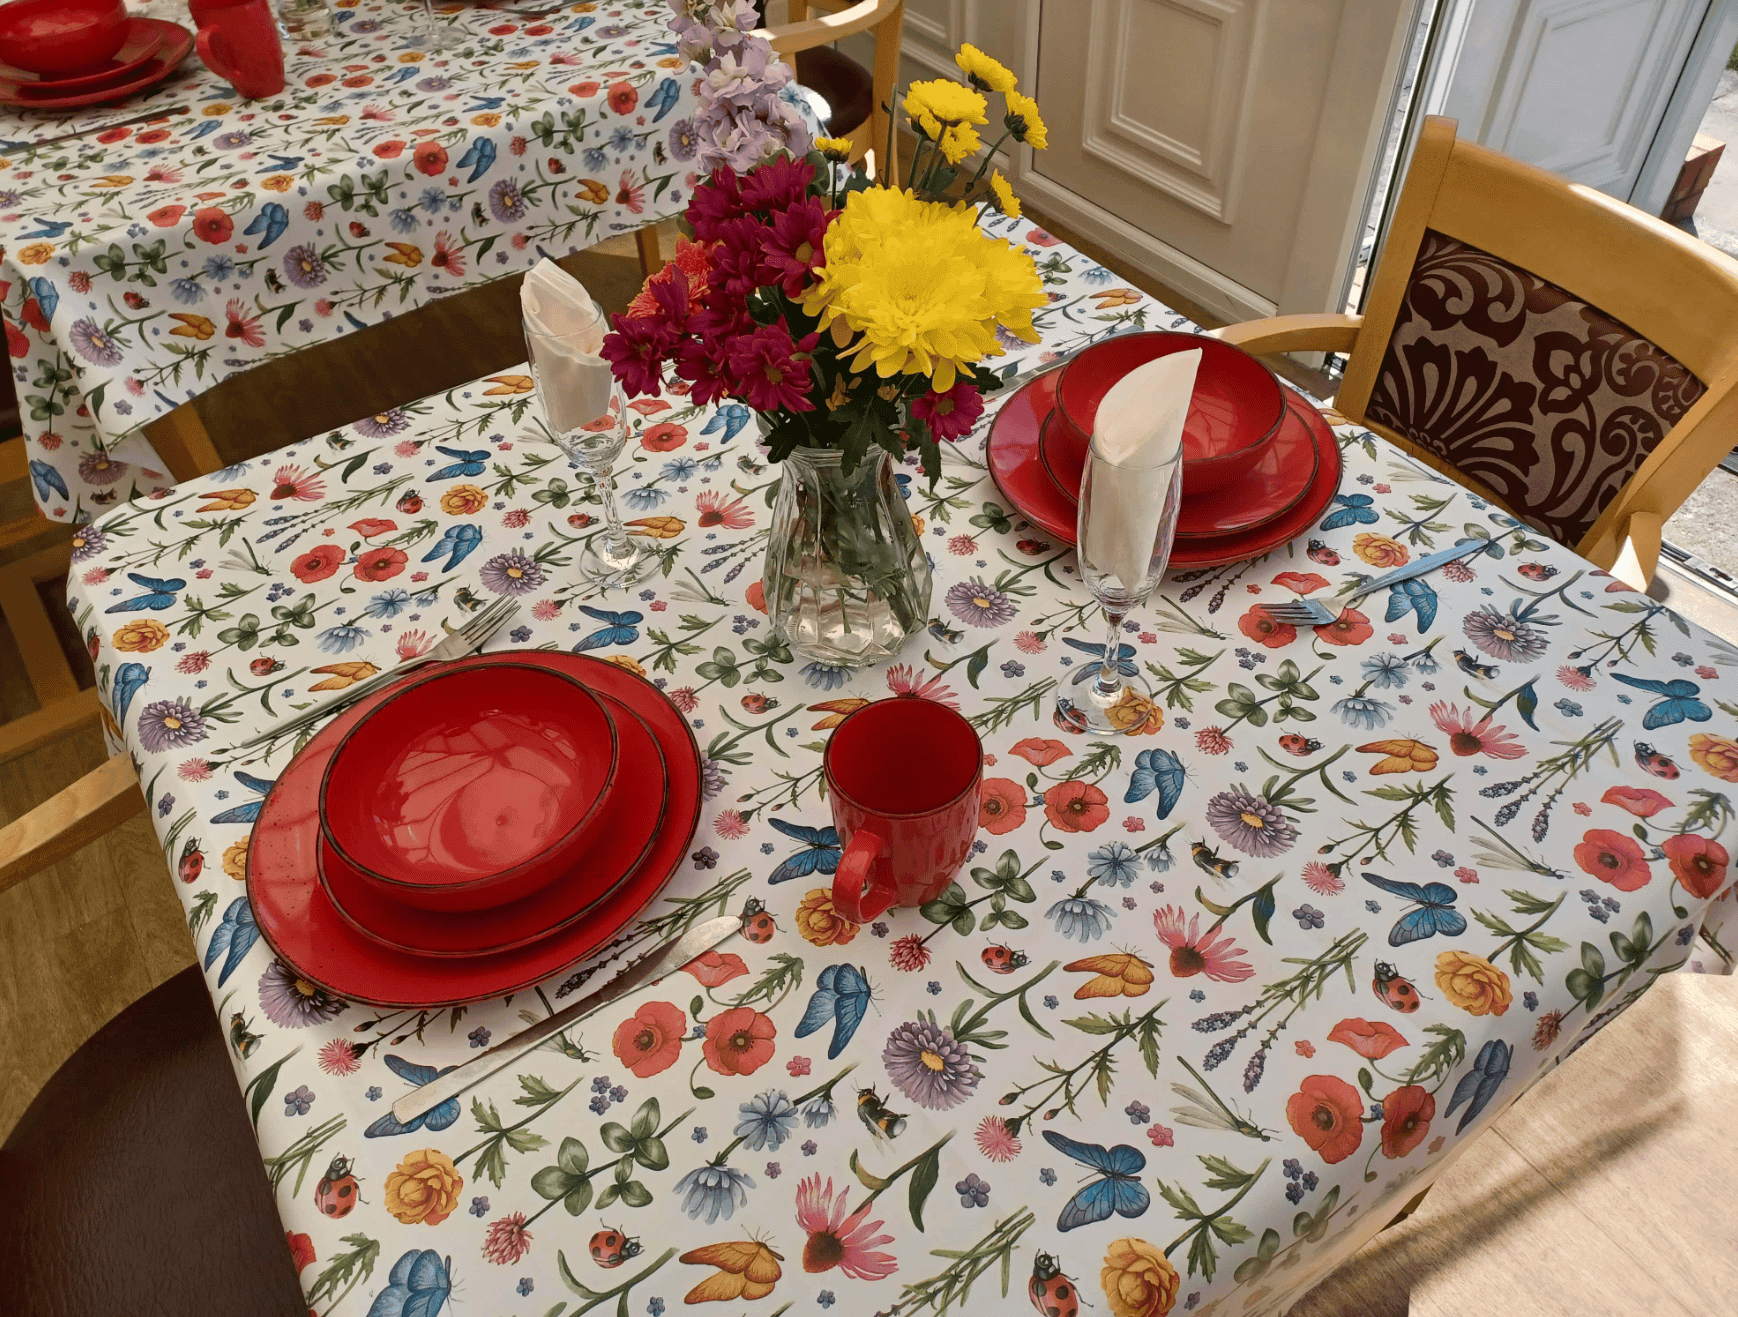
[1037,391,1320,539]
[319,693,667,958]
[0,19,189,109]
[0,18,164,91]
[987,370,1343,568]
[248,651,703,1008]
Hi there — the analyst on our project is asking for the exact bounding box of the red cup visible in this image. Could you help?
[0,0,128,76]
[188,0,284,99]
[826,698,983,923]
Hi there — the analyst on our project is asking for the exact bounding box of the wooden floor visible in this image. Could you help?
[5,228,1738,1317]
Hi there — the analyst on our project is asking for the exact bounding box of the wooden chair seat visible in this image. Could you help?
[0,966,306,1317]
[792,43,874,138]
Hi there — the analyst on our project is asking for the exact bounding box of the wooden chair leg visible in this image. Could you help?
[143,402,223,483]
[1384,1183,1433,1229]
[0,753,144,895]
[635,225,665,279]
[0,688,103,768]
[0,539,78,709]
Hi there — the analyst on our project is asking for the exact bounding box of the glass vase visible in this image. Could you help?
[763,446,932,668]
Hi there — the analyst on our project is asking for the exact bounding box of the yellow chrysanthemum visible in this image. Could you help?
[954,42,1016,94]
[903,79,987,134]
[939,122,981,165]
[814,135,853,161]
[801,187,1045,392]
[989,170,1021,219]
[1004,90,1047,149]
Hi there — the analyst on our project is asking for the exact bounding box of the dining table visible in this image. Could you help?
[63,210,1738,1317]
[1,0,707,524]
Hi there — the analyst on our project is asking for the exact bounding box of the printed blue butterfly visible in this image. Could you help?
[1062,636,1138,685]
[421,523,482,572]
[572,605,643,652]
[365,1249,451,1317]
[766,816,842,884]
[202,896,259,987]
[1041,1130,1151,1231]
[1610,672,1711,730]
[1383,577,1438,633]
[893,471,912,500]
[429,446,490,480]
[210,771,277,825]
[1125,748,1185,819]
[1361,872,1466,946]
[1443,1038,1511,1134]
[647,75,682,121]
[699,402,750,442]
[1319,493,1379,531]
[794,963,873,1059]
[364,1055,463,1137]
[242,201,288,248]
[104,572,186,613]
[456,136,496,183]
[28,275,57,323]
[112,661,149,723]
[27,459,68,504]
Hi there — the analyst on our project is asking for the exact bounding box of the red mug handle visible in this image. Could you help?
[196,25,235,82]
[832,827,894,923]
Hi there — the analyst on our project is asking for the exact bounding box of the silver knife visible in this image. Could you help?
[1346,538,1491,604]
[391,914,742,1125]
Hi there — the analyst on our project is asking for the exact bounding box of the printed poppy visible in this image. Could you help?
[354,546,408,581]
[683,949,749,987]
[701,1007,776,1076]
[1285,1074,1364,1164]
[1009,737,1070,766]
[1573,828,1653,891]
[1327,1017,1408,1060]
[1661,833,1729,900]
[1379,1084,1435,1158]
[1314,607,1374,646]
[1238,604,1296,649]
[1043,780,1109,833]
[612,999,687,1078]
[1601,785,1672,818]
[291,544,344,582]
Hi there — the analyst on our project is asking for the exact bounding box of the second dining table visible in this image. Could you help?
[65,213,1738,1317]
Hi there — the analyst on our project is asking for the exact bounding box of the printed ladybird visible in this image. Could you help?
[1277,734,1321,757]
[1016,538,1052,556]
[741,899,777,944]
[740,693,778,714]
[1307,539,1340,566]
[1516,563,1557,581]
[1372,961,1420,1013]
[1028,1253,1080,1317]
[315,1155,361,1218]
[1634,742,1680,780]
[396,491,423,514]
[981,944,1028,974]
[588,1227,641,1268]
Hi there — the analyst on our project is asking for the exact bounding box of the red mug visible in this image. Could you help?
[826,698,983,923]
[188,0,284,99]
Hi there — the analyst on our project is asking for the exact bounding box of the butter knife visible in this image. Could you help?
[392,914,742,1125]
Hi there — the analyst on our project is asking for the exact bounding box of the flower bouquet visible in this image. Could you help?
[601,1,1048,666]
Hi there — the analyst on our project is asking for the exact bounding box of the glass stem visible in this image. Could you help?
[588,460,632,558]
[1094,608,1125,700]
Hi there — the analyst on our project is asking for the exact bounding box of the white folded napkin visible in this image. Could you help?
[1079,348,1201,594]
[520,259,613,433]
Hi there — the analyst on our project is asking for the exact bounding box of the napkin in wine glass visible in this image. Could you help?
[520,259,613,433]
[1080,349,1201,594]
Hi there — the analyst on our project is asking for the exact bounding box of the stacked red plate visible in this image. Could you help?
[0,18,192,109]
[988,336,1343,569]
[246,651,703,1007]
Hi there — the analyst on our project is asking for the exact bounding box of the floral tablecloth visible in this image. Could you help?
[2,0,705,523]
[67,217,1738,1317]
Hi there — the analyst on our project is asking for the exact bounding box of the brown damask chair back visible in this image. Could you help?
[1216,116,1738,587]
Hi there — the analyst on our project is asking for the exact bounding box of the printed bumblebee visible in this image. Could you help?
[1453,648,1499,680]
[1191,840,1239,884]
[856,1086,907,1140]
[227,1010,261,1059]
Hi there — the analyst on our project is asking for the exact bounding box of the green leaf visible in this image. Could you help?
[1156,1179,1202,1218]
[242,1050,298,1130]
[909,1141,944,1231]
[558,1136,589,1175]
[1198,1155,1251,1192]
[1580,941,1607,979]
[595,1183,619,1210]
[635,1136,669,1171]
[1063,1013,1124,1035]
[505,1128,548,1154]
[619,1180,653,1208]
[631,1097,660,1140]
[849,1148,891,1192]
[472,1097,504,1132]
[533,1166,577,1200]
[599,1121,633,1153]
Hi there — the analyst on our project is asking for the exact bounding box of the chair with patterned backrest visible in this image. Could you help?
[1212,115,1738,590]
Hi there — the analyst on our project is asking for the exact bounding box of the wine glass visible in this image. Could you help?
[419,0,466,52]
[523,326,651,587]
[1056,436,1183,735]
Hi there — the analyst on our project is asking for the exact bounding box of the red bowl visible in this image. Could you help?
[1054,331,1285,497]
[0,0,128,76]
[319,662,620,912]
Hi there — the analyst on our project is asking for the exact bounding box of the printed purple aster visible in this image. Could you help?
[1462,605,1550,662]
[136,699,208,753]
[258,958,347,1028]
[1205,789,1298,857]
[283,244,328,289]
[489,178,528,222]
[479,551,546,595]
[945,578,1017,628]
[668,117,700,160]
[882,1020,982,1109]
[69,525,106,560]
[354,408,410,438]
[77,451,128,486]
[69,317,124,367]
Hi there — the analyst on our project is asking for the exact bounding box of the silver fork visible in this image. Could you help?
[1259,539,1490,626]
[227,598,521,758]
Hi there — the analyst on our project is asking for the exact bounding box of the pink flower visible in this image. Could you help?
[788,1056,812,1077]
[1009,737,1071,766]
[1557,664,1595,691]
[1697,665,1717,680]
[726,322,818,413]
[886,664,959,708]
[1602,785,1672,818]
[270,464,325,501]
[1429,701,1524,759]
[82,567,110,585]
[684,949,749,987]
[502,508,529,528]
[1146,1123,1174,1147]
[687,164,748,240]
[396,629,434,659]
[696,489,754,529]
[318,1038,359,1075]
[1301,862,1343,895]
[758,194,834,297]
[177,758,212,782]
[482,1213,532,1265]
[715,809,750,839]
[890,933,931,971]
[668,687,700,712]
[947,534,978,556]
[794,1175,896,1279]
[176,650,212,674]
[910,380,985,442]
[1441,559,1475,582]
[1122,817,1146,833]
[1014,631,1046,654]
[1573,801,1592,816]
[975,1116,1022,1162]
[738,155,815,212]
[1455,866,1479,883]
[532,599,562,621]
[1295,1040,1315,1058]
[601,309,679,397]
[1153,906,1253,981]
[1195,726,1232,755]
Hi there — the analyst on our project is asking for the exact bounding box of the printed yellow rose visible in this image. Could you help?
[113,619,171,653]
[1434,949,1511,1017]
[1103,688,1163,736]
[1004,89,1047,149]
[18,242,53,265]
[260,175,294,192]
[1101,1237,1179,1317]
[1352,533,1409,568]
[202,103,233,116]
[796,887,859,947]
[198,488,255,511]
[398,51,426,63]
[310,661,380,691]
[223,840,248,881]
[383,1148,463,1226]
[1689,732,1738,782]
[988,170,1021,219]
[605,654,646,676]
[471,112,502,127]
[910,514,926,536]
[954,42,1017,94]
[440,485,487,515]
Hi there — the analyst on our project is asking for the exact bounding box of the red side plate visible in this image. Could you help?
[247,651,703,1008]
[0,18,164,91]
[0,19,190,109]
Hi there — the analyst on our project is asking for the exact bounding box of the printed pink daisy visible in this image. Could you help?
[975,1116,1022,1162]
[715,809,749,839]
[1195,726,1232,755]
[886,664,959,709]
[396,629,434,659]
[1557,664,1596,691]
[532,599,562,621]
[1146,1123,1174,1147]
[890,933,931,972]
[176,650,212,674]
[668,687,700,712]
[695,489,755,529]
[1429,701,1524,759]
[318,1038,359,1075]
[483,1213,532,1265]
[947,535,978,556]
[177,758,213,782]
[1014,631,1046,654]
[1153,905,1254,981]
[794,1175,896,1279]
[269,464,326,502]
[1301,862,1343,896]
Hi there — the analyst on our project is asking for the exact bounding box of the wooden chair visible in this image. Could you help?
[758,0,904,180]
[1213,115,1738,590]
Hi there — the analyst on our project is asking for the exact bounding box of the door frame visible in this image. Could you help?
[1630,0,1738,212]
